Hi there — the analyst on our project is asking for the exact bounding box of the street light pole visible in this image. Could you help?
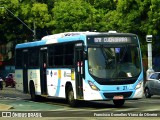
[0,6,36,40]
[146,35,154,80]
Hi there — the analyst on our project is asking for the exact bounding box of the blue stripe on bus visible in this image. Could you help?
[16,34,86,49]
[16,40,47,48]
[55,78,61,96]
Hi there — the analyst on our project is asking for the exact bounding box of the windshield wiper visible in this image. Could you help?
[119,46,127,63]
[100,46,113,66]
[100,46,109,65]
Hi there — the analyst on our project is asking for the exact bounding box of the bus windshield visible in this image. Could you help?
[88,46,141,79]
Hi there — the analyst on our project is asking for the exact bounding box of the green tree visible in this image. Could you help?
[0,0,22,43]
[1,0,160,46]
[145,0,160,35]
[19,2,52,40]
[0,0,52,42]
[104,0,143,33]
[52,0,97,33]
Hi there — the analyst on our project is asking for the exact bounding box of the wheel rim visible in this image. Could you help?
[30,84,35,100]
[68,91,74,104]
[145,88,149,97]
[31,91,34,99]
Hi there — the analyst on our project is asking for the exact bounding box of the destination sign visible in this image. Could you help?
[87,36,138,45]
[94,37,131,43]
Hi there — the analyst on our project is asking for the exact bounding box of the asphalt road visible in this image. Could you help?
[0,86,160,120]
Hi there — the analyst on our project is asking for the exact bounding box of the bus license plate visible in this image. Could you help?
[113,95,124,100]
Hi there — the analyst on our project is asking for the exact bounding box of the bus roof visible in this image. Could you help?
[16,31,137,49]
[41,31,97,40]
[16,32,97,49]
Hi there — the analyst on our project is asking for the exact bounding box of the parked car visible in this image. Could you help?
[5,73,16,88]
[144,72,160,98]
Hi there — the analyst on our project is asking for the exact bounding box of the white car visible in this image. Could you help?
[144,72,160,98]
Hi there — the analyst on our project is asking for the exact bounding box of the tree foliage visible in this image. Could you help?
[52,0,96,32]
[0,0,160,52]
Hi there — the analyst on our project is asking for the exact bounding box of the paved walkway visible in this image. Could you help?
[0,86,30,111]
[0,103,13,110]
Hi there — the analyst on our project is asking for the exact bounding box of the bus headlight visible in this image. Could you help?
[135,81,143,90]
[88,81,99,91]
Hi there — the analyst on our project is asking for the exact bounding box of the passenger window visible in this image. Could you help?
[54,44,64,66]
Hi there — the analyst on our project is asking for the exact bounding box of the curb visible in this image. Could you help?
[0,104,13,110]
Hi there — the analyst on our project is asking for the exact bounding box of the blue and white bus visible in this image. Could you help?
[15,31,143,107]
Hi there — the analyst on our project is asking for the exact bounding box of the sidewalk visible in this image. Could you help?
[0,103,13,110]
[0,86,30,111]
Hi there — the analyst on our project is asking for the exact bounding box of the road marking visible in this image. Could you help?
[115,108,139,112]
[142,108,160,111]
[0,96,23,100]
[126,99,160,104]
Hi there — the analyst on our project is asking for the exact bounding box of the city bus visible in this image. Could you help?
[15,31,144,107]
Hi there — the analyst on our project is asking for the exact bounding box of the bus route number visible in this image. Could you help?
[123,86,127,90]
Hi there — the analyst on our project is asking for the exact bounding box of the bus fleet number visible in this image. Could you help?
[123,86,127,90]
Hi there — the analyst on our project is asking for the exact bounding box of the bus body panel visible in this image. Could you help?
[91,72,143,91]
[82,61,144,100]
[83,80,103,100]
[46,68,76,98]
[82,80,143,100]
[46,69,59,96]
[28,69,41,95]
[15,69,23,91]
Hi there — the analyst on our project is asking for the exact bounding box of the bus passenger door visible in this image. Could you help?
[23,51,28,93]
[75,45,84,99]
[40,49,48,95]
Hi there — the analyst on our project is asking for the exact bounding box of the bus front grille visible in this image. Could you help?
[103,92,132,99]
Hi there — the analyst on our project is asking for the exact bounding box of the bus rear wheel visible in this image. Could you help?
[30,82,41,101]
[67,86,77,107]
[113,99,125,107]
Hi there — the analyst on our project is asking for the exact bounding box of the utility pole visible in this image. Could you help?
[33,21,36,40]
[0,6,36,40]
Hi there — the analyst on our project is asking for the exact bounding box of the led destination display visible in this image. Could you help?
[94,37,131,43]
[87,36,138,45]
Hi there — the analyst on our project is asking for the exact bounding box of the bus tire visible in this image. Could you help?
[67,86,77,107]
[30,82,40,101]
[113,99,125,107]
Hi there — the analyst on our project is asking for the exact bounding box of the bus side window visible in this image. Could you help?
[64,43,74,66]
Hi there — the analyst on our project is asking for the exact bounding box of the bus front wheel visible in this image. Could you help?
[113,99,125,107]
[144,88,152,98]
[67,86,77,107]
